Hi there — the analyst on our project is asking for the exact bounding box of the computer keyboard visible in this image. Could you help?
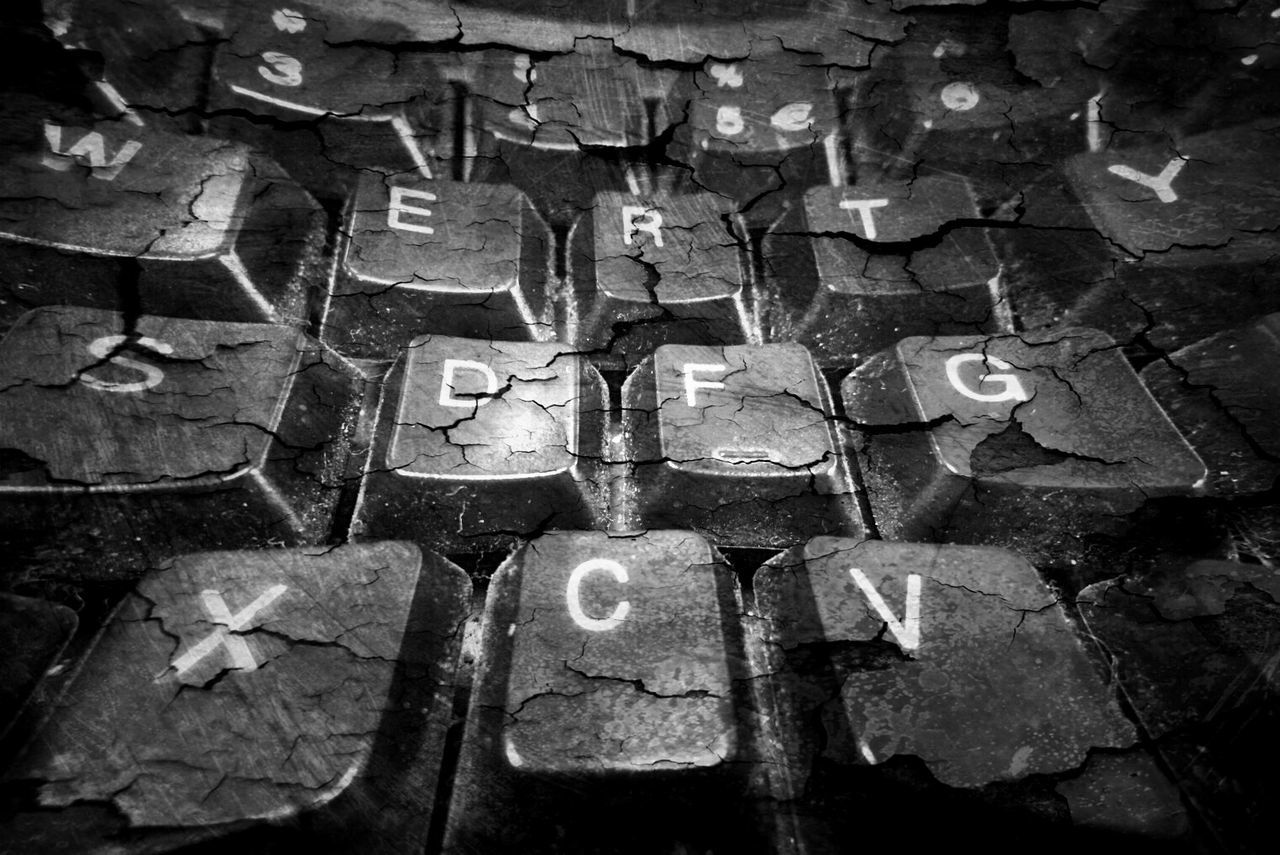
[1,0,1277,852]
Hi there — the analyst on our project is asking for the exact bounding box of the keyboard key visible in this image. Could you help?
[856,7,1097,174]
[1078,559,1280,852]
[353,336,608,554]
[209,2,447,195]
[568,189,750,360]
[0,307,359,577]
[322,173,553,357]
[466,44,667,223]
[445,530,763,852]
[0,593,76,740]
[0,115,322,327]
[753,537,1162,846]
[621,343,859,546]
[4,542,469,851]
[1068,123,1280,260]
[841,330,1207,574]
[470,43,662,150]
[761,174,1005,366]
[1141,313,1280,495]
[667,51,841,222]
[1019,121,1280,352]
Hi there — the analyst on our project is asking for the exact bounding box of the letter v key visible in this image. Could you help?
[849,568,922,652]
[1107,157,1185,203]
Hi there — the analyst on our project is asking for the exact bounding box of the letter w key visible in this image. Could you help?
[157,584,288,681]
[40,123,142,181]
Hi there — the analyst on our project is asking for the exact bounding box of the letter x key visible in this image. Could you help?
[159,584,288,680]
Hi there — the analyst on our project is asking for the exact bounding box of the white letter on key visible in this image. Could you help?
[944,353,1029,403]
[41,123,142,181]
[79,335,173,394]
[159,584,289,680]
[1107,157,1185,204]
[622,205,664,247]
[849,568,922,652]
[439,359,499,407]
[838,198,890,240]
[388,186,438,235]
[567,559,631,632]
[683,363,727,407]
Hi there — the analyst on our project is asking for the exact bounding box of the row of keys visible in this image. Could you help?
[11,533,1274,849]
[1,307,1222,574]
[60,1,1280,158]
[9,106,1280,369]
[45,1,1280,233]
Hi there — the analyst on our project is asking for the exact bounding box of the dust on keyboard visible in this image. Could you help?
[1,1,1278,853]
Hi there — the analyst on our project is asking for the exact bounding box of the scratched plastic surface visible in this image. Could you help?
[2,1,1279,853]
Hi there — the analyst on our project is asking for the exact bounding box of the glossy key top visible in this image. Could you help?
[323,173,553,357]
[762,172,1005,366]
[621,343,859,546]
[841,330,1207,575]
[353,336,608,554]
[0,307,359,576]
[752,538,1178,849]
[444,530,763,853]
[0,114,321,327]
[3,542,470,852]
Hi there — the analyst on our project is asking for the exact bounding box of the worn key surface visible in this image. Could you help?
[445,530,765,853]
[667,50,841,222]
[2,542,470,852]
[568,189,748,359]
[842,329,1207,576]
[856,5,1098,175]
[464,43,660,224]
[0,307,359,576]
[1018,119,1280,352]
[0,111,321,327]
[209,1,446,195]
[324,173,553,357]
[1141,313,1280,496]
[752,537,1188,850]
[763,172,1003,366]
[354,336,608,554]
[621,343,859,546]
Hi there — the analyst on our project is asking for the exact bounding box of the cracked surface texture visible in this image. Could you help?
[14,543,438,826]
[1,0,1279,852]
